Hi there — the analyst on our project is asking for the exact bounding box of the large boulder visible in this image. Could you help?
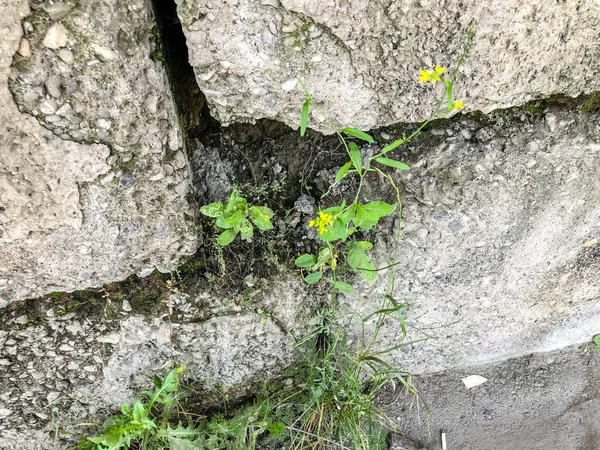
[176,0,600,131]
[339,106,600,373]
[0,0,197,305]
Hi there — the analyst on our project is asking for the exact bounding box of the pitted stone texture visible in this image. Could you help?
[0,0,197,305]
[177,0,600,131]
[0,304,295,448]
[338,108,600,374]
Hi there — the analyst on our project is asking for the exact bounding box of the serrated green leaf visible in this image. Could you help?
[335,161,352,183]
[347,241,376,281]
[374,157,411,170]
[380,138,405,154]
[132,399,146,422]
[217,229,237,246]
[300,100,310,136]
[349,142,362,175]
[248,205,274,231]
[199,202,225,218]
[295,254,318,268]
[328,279,355,293]
[343,127,374,143]
[354,201,395,230]
[304,271,323,284]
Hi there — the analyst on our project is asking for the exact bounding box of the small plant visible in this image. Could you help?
[77,367,197,450]
[593,334,600,350]
[199,189,275,246]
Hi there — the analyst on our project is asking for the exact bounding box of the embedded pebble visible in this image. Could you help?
[45,75,62,98]
[17,38,31,57]
[261,0,281,6]
[39,100,57,115]
[415,227,429,238]
[42,23,68,49]
[42,2,73,20]
[281,79,298,91]
[58,49,74,64]
[122,300,132,312]
[380,131,391,140]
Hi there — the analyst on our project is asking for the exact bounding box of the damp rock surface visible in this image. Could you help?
[176,0,600,131]
[0,0,197,305]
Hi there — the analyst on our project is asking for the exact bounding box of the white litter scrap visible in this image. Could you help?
[462,375,488,389]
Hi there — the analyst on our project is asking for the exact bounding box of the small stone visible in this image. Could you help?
[584,239,598,248]
[59,344,74,352]
[17,38,31,57]
[281,78,298,91]
[380,131,391,140]
[97,118,111,130]
[251,87,269,96]
[14,315,28,325]
[57,49,74,64]
[188,30,207,45]
[83,365,97,372]
[46,308,55,317]
[97,333,120,345]
[122,300,132,312]
[55,103,72,116]
[0,409,12,419]
[39,99,57,115]
[261,0,281,6]
[525,159,537,168]
[45,114,62,123]
[42,23,68,49]
[45,74,62,98]
[91,44,117,62]
[415,227,429,238]
[42,2,72,20]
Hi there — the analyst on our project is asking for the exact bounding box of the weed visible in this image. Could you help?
[200,188,275,246]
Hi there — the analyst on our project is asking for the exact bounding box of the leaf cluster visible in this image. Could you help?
[199,189,274,246]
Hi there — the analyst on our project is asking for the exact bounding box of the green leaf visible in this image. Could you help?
[132,399,146,422]
[199,202,225,218]
[334,162,352,183]
[304,271,323,284]
[347,241,376,281]
[321,201,346,216]
[238,219,254,240]
[318,217,347,242]
[349,142,362,175]
[374,157,411,170]
[339,203,357,225]
[594,334,600,348]
[328,279,355,293]
[295,254,317,268]
[300,100,310,136]
[354,201,395,230]
[343,127,374,143]
[380,138,405,154]
[217,229,237,246]
[248,206,274,231]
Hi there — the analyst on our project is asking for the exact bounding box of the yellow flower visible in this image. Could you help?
[419,70,431,83]
[452,100,464,110]
[419,65,447,84]
[309,211,335,235]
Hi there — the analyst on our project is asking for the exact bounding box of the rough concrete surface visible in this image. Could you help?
[0,279,302,449]
[0,0,197,306]
[176,0,600,131]
[338,106,600,373]
[387,343,600,450]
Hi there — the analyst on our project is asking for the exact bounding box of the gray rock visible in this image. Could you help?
[339,108,600,374]
[1,0,197,305]
[177,0,600,131]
